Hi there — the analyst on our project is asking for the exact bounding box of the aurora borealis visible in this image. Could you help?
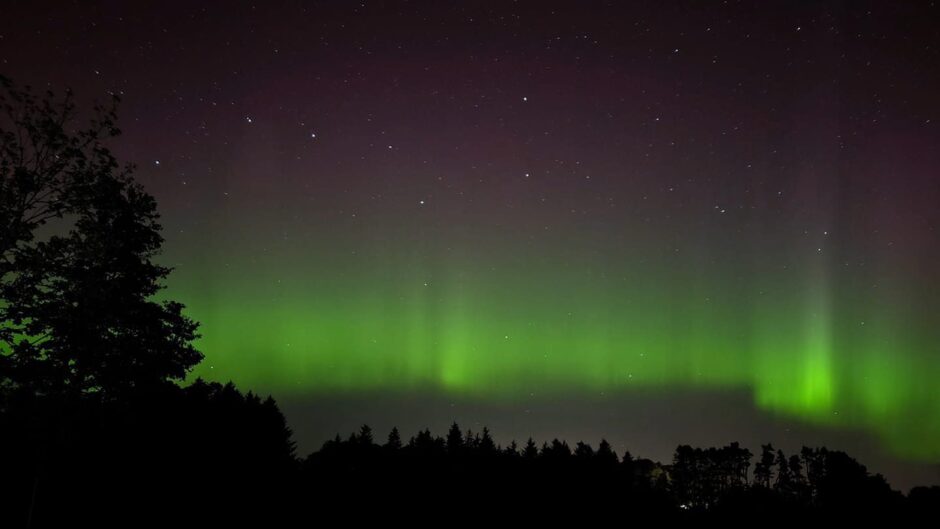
[3,1,938,487]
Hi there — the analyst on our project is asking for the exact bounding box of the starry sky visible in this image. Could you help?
[3,1,939,489]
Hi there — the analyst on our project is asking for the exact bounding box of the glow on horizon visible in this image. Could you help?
[174,246,940,463]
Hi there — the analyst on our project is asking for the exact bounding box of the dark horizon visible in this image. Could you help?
[278,387,940,492]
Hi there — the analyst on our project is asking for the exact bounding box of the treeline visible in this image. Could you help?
[4,382,938,526]
[302,422,938,517]
[1,380,297,526]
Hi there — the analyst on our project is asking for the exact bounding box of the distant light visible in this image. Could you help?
[154,160,160,166]
[246,116,253,123]
[522,96,528,102]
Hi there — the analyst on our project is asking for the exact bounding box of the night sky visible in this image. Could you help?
[3,1,939,489]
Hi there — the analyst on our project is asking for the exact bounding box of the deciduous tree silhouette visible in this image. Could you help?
[0,75,200,400]
[754,443,776,488]
[775,448,793,491]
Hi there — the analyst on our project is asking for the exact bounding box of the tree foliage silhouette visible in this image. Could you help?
[299,423,916,519]
[754,443,776,488]
[385,426,402,450]
[446,421,464,453]
[0,75,201,399]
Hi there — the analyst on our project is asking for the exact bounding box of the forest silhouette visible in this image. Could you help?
[1,76,938,525]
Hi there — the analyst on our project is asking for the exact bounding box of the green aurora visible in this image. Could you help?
[172,218,940,463]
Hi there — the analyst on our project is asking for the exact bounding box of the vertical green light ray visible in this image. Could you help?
[177,228,940,462]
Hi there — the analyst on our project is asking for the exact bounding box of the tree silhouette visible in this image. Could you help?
[786,453,808,500]
[574,440,595,459]
[478,426,496,453]
[446,421,464,453]
[357,424,374,446]
[385,426,402,450]
[596,439,618,466]
[464,428,478,450]
[543,438,572,460]
[801,446,827,501]
[774,448,793,491]
[0,76,200,400]
[754,443,776,489]
[522,437,539,459]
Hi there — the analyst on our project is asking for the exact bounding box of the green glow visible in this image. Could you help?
[168,228,940,463]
